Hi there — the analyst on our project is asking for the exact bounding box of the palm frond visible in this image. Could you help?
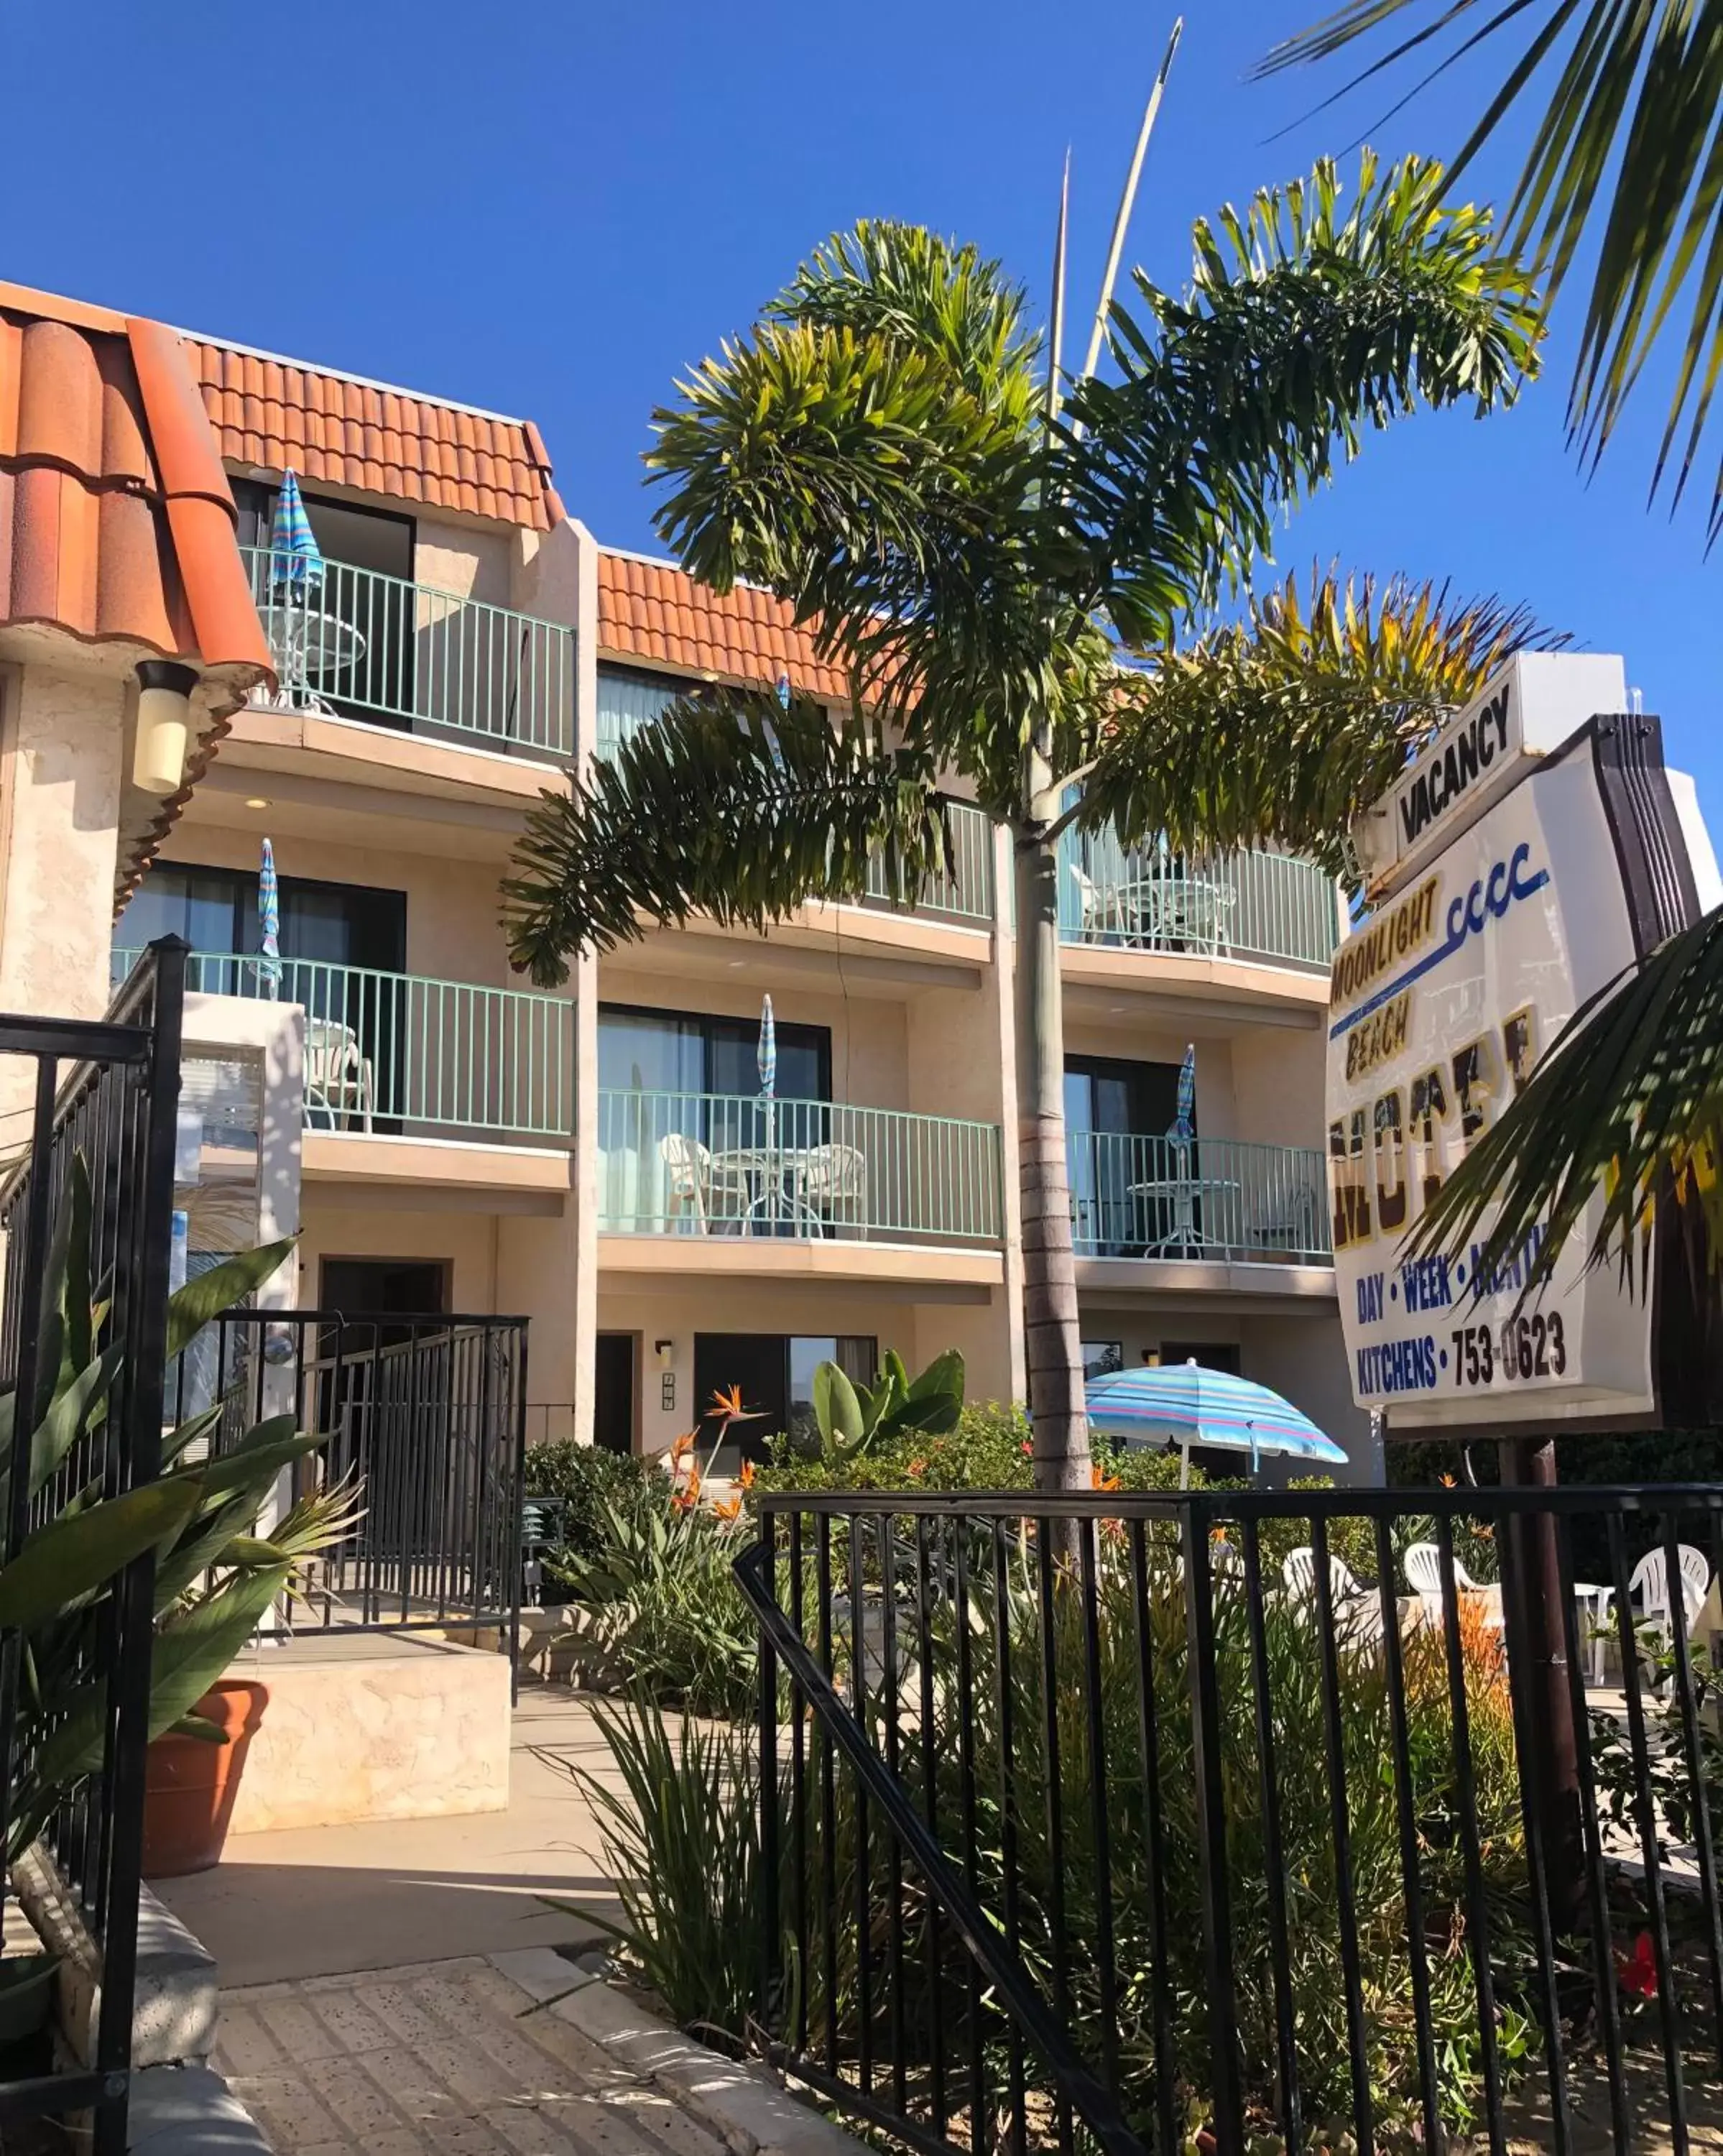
[647,221,1062,757]
[1068,152,1544,642]
[1410,908,1723,1295]
[1260,2,1723,542]
[1077,568,1556,875]
[500,691,950,985]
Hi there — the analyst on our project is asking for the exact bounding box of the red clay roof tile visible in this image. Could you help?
[0,281,277,908]
[596,550,851,702]
[183,335,563,532]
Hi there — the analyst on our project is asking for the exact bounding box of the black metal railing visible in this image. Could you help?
[167,1309,529,1677]
[739,1481,1723,2155]
[0,939,185,2155]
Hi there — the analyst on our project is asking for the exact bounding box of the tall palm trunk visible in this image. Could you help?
[1014,796,1091,1494]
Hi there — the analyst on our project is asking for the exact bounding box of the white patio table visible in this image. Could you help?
[708,1143,826,1236]
[1127,1174,1243,1256]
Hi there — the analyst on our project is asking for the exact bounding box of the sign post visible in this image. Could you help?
[1327,653,1717,1926]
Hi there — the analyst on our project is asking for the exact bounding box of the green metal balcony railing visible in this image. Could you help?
[863,798,994,923]
[598,1089,1003,1245]
[244,546,575,755]
[1058,829,1341,970]
[1068,1132,1331,1263]
[114,950,574,1142]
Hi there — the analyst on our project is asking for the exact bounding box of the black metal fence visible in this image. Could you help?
[0,939,185,2155]
[739,1482,1723,2156]
[167,1309,529,1671]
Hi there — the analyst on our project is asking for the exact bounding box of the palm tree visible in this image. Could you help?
[504,153,1543,1491]
[1261,2,1723,538]
[1260,8,1723,1304]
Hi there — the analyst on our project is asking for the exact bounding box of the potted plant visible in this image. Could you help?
[1,1163,351,1909]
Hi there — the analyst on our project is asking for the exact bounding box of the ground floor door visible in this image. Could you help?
[594,1332,637,1455]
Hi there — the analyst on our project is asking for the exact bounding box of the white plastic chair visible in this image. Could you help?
[1068,862,1114,941]
[1283,1545,1384,1646]
[305,1018,374,1132]
[795,1142,867,1232]
[659,1131,713,1230]
[1596,1544,1710,1661]
[1403,1542,1505,1631]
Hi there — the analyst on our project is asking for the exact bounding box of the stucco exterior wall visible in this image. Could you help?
[0,664,125,1018]
[1229,1026,1328,1152]
[411,517,514,609]
[295,1196,504,1313]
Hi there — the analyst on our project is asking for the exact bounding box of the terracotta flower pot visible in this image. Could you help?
[141,1680,269,1879]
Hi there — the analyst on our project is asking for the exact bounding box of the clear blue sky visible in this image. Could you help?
[4,0,1717,818]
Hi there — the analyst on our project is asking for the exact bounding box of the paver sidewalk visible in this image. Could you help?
[216,1954,733,2156]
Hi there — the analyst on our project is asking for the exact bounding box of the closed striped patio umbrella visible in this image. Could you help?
[267,469,325,595]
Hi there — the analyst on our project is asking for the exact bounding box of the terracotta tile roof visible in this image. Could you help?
[0,281,277,908]
[0,287,274,687]
[185,337,566,531]
[597,549,850,703]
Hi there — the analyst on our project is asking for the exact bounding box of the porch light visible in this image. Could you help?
[133,661,198,796]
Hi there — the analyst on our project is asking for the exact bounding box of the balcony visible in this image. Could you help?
[115,951,574,1144]
[597,1089,1003,1246]
[1059,833,1341,972]
[244,546,575,757]
[1068,1133,1331,1263]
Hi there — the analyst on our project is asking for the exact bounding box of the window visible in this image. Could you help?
[1064,1055,1189,1256]
[119,864,407,975]
[596,666,695,758]
[599,1005,831,1102]
[1081,1340,1124,1382]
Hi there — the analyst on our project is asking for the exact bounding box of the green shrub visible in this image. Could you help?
[774,1524,1530,2143]
[553,1490,756,1718]
[524,1440,657,1570]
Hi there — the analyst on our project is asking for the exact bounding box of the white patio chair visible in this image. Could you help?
[660,1132,715,1231]
[795,1142,867,1233]
[1252,1180,1322,1258]
[1283,1545,1384,1646]
[1068,862,1114,941]
[1595,1544,1711,1664]
[1403,1542,1505,1632]
[305,1018,374,1132]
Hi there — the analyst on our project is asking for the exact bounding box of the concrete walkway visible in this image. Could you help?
[213,1954,732,2156]
[157,1685,620,1986]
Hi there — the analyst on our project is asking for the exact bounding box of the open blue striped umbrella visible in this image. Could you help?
[268,469,324,594]
[1169,1042,1196,1146]
[258,837,282,1000]
[1085,1360,1347,1473]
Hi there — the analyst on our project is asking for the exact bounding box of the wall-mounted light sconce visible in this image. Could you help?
[653,1340,675,1371]
[133,661,198,796]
